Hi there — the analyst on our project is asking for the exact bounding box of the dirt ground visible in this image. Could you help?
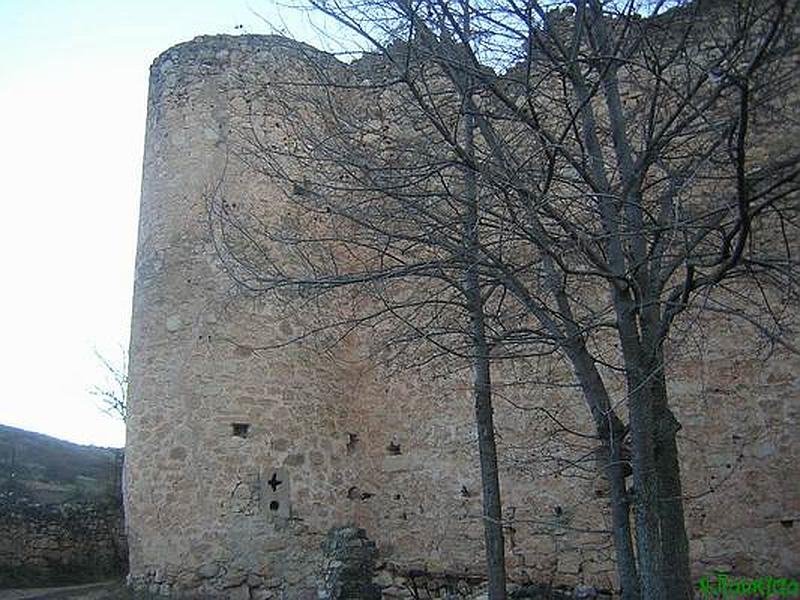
[0,581,140,600]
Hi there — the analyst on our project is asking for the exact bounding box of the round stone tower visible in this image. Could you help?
[127,37,527,600]
[126,35,371,598]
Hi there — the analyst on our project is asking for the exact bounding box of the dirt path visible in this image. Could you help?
[0,581,130,600]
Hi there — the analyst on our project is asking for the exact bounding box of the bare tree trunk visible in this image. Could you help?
[469,316,508,600]
[651,366,692,600]
[567,346,640,600]
[463,95,507,600]
[628,382,666,600]
[597,441,641,600]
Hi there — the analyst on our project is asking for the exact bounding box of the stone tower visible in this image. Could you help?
[127,34,504,598]
[127,34,799,599]
[126,36,361,597]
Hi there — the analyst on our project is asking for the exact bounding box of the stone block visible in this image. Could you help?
[227,584,250,600]
[382,455,414,473]
[381,585,412,598]
[166,315,181,332]
[558,551,582,575]
[198,563,221,579]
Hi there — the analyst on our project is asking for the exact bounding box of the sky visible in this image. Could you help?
[0,0,330,448]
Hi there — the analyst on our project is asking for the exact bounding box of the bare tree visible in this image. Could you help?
[91,348,128,423]
[212,0,799,598]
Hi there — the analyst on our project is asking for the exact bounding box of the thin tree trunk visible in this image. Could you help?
[606,437,641,600]
[469,321,508,600]
[628,382,666,600]
[600,441,641,600]
[651,365,692,600]
[567,345,640,600]
[462,79,507,600]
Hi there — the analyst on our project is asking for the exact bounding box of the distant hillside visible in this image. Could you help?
[0,424,123,505]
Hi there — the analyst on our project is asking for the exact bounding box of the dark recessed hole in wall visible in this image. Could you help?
[347,486,359,500]
[232,423,250,438]
[387,441,401,455]
[346,433,359,454]
[269,501,279,511]
[780,518,794,528]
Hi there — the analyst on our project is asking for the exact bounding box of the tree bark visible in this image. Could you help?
[462,84,507,600]
[628,384,666,600]
[600,441,641,600]
[651,365,693,600]
[470,324,508,600]
[566,345,640,600]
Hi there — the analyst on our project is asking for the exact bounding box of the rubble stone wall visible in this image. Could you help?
[0,496,126,587]
[126,33,799,599]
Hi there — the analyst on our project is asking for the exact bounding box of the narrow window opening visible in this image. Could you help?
[269,501,280,511]
[232,423,250,438]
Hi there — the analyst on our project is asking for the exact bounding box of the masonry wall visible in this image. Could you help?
[0,496,126,587]
[126,34,799,599]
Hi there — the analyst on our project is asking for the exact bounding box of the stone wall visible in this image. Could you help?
[126,32,799,599]
[0,494,127,587]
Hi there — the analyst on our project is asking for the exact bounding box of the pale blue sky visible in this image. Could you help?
[0,0,328,448]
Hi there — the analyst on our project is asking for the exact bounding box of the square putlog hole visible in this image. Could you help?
[232,423,250,438]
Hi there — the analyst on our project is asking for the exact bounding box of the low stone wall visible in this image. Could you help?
[0,494,127,587]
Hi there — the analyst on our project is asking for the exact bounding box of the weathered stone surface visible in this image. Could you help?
[0,495,126,587]
[319,527,381,600]
[228,584,251,600]
[126,30,800,600]
[573,584,598,599]
[198,563,221,579]
[165,314,181,332]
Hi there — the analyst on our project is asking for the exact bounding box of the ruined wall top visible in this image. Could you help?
[147,34,346,105]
